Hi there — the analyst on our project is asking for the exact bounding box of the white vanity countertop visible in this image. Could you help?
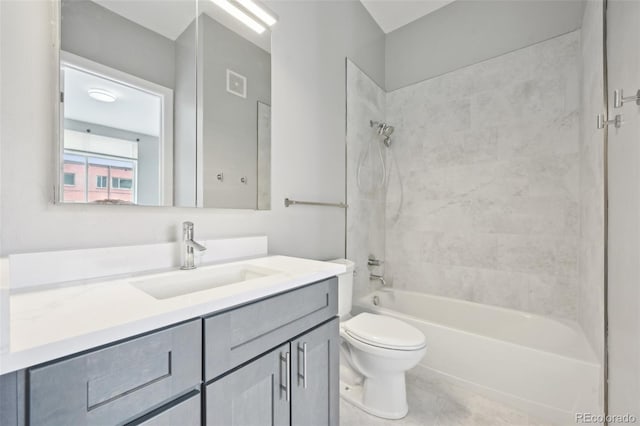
[0,255,345,375]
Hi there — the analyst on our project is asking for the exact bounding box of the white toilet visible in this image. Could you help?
[331,259,427,420]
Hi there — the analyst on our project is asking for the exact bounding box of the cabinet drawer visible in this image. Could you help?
[127,391,201,426]
[28,320,201,426]
[204,277,337,381]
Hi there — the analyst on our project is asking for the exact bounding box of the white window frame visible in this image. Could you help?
[96,175,108,189]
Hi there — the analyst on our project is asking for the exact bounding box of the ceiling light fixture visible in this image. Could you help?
[234,0,277,27]
[87,88,117,103]
[212,0,266,34]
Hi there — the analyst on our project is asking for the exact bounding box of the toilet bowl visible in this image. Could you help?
[329,259,427,420]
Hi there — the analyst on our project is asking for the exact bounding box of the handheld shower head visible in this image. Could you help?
[370,120,395,146]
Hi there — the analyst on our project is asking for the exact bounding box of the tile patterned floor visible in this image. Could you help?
[339,367,554,426]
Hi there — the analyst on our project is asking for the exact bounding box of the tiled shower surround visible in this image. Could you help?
[578,0,605,363]
[348,31,585,320]
[346,60,387,300]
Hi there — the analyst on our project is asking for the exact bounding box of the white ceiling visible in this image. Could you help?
[93,0,195,40]
[93,0,441,49]
[93,0,271,52]
[63,67,162,136]
[360,0,456,33]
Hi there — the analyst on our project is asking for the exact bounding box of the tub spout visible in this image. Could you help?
[370,274,386,287]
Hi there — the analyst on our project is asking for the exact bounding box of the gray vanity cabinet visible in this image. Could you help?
[205,343,291,426]
[291,318,339,426]
[0,277,340,426]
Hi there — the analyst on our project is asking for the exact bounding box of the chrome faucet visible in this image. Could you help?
[370,274,386,287]
[181,221,207,270]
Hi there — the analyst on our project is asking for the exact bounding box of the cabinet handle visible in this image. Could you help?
[297,342,307,389]
[279,351,290,401]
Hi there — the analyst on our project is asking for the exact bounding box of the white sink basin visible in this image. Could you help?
[131,264,280,300]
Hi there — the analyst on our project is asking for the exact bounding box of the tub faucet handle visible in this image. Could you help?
[368,255,383,267]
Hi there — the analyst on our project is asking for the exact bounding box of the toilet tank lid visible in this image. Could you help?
[328,258,355,273]
[343,313,426,350]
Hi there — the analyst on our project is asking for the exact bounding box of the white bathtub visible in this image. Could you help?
[354,289,602,424]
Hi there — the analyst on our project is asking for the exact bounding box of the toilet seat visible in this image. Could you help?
[343,313,426,351]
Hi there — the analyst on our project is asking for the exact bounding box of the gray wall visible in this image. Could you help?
[267,0,385,258]
[0,0,384,260]
[200,15,270,209]
[257,103,271,210]
[174,20,198,208]
[61,0,176,89]
[385,0,584,90]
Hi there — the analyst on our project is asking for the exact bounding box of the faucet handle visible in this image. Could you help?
[368,255,383,266]
[182,221,195,241]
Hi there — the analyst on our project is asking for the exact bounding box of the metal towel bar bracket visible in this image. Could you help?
[614,88,640,108]
[284,198,348,209]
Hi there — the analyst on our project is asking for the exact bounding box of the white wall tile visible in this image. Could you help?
[381,32,582,320]
[346,60,387,299]
[578,0,605,364]
[347,28,601,335]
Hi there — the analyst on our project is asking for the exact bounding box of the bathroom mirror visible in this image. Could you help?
[59,0,197,207]
[57,0,272,209]
[195,0,272,209]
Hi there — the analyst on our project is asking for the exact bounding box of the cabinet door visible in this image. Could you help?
[205,343,290,426]
[291,318,339,426]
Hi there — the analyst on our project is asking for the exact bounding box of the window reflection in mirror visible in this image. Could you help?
[59,0,195,206]
[61,60,168,205]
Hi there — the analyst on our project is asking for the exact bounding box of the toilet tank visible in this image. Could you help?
[329,259,355,318]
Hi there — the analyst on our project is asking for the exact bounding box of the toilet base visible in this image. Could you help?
[340,379,408,420]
